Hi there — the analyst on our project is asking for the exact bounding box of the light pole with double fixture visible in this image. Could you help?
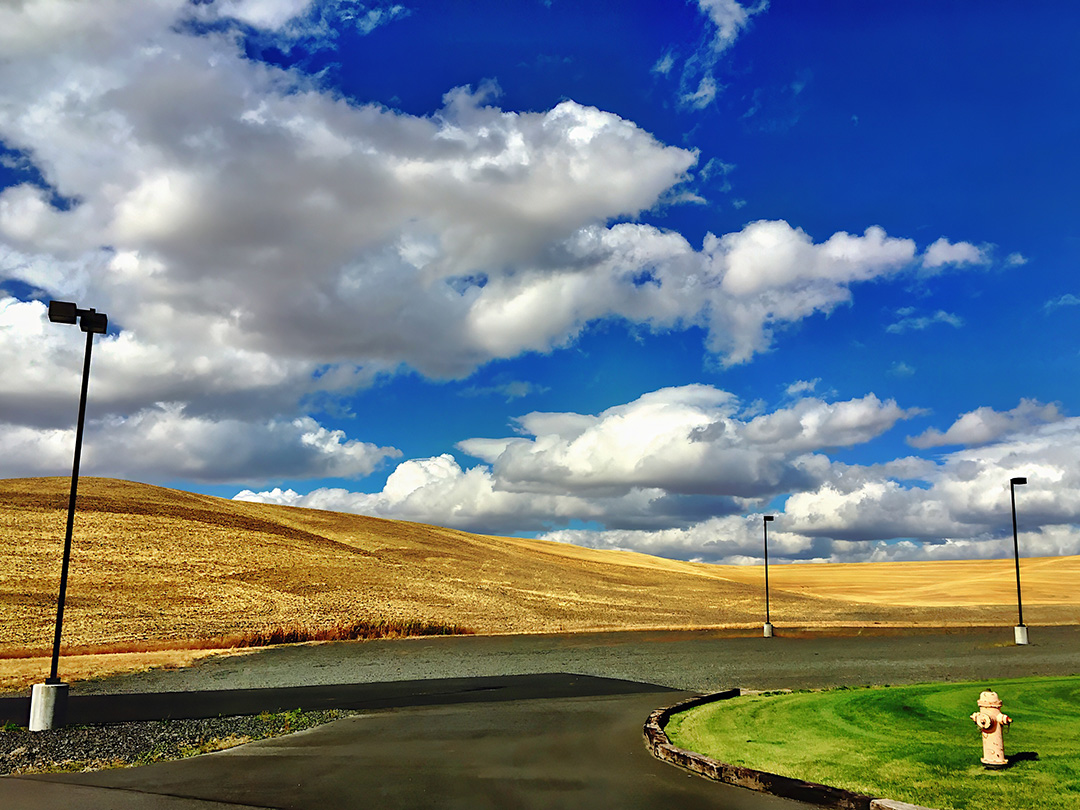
[28,300,108,731]
[763,515,775,638]
[1009,476,1028,646]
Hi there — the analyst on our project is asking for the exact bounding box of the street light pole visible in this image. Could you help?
[1010,476,1028,646]
[48,326,95,684]
[29,300,108,731]
[763,515,775,638]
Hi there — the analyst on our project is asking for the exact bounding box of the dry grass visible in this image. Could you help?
[2,476,1078,690]
[2,618,471,660]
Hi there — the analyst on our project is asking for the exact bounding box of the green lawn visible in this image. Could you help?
[664,675,1080,810]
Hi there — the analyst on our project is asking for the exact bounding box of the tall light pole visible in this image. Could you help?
[763,515,775,638]
[1010,476,1028,646]
[29,300,108,731]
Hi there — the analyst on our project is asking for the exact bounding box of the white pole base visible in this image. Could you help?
[29,682,68,731]
[1014,625,1029,645]
[763,622,774,638]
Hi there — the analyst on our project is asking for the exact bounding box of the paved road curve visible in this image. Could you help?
[6,689,810,810]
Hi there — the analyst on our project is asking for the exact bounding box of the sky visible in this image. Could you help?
[1,0,1078,565]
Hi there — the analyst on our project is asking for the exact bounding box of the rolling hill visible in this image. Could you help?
[3,477,1078,657]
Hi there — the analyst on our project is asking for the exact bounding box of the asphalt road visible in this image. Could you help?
[3,626,1079,809]
[5,688,810,810]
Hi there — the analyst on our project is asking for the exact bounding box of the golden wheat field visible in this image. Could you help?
[3,477,1079,663]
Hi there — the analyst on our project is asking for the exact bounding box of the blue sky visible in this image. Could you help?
[1,0,1078,564]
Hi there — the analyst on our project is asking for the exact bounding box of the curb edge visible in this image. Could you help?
[643,690,940,810]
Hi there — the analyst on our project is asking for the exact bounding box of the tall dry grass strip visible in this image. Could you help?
[0,619,472,660]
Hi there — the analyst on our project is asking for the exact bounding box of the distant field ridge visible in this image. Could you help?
[3,477,1078,656]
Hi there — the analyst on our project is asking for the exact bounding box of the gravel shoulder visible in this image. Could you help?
[0,709,355,776]
[62,625,1080,696]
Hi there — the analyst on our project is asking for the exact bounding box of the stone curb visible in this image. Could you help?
[643,690,940,810]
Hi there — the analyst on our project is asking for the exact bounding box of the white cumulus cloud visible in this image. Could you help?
[0,2,1022,511]
[238,385,919,534]
[907,399,1065,449]
[0,404,400,483]
[921,237,990,270]
[540,417,1080,563]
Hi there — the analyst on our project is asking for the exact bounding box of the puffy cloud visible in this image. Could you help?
[0,0,988,405]
[786,417,1080,543]
[0,296,333,429]
[0,0,703,382]
[231,387,1080,562]
[784,379,819,396]
[0,404,399,483]
[907,399,1064,449]
[0,0,182,59]
[699,222,918,363]
[921,237,990,270]
[0,2,1011,501]
[714,223,914,296]
[460,386,916,497]
[543,514,818,565]
[739,394,920,452]
[455,219,932,368]
[239,385,918,533]
[236,453,660,534]
[537,417,1080,563]
[214,0,316,30]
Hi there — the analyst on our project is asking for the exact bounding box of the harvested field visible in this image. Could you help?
[2,477,1078,665]
[717,554,1080,607]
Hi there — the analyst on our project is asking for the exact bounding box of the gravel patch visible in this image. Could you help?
[68,626,1080,696]
[0,709,355,776]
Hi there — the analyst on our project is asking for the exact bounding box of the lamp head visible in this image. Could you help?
[48,300,78,324]
[763,515,774,522]
[1011,477,1028,486]
[80,310,108,334]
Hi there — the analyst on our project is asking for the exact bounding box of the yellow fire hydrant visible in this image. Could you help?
[970,690,1012,768]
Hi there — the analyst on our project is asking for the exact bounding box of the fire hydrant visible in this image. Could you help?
[970,690,1012,768]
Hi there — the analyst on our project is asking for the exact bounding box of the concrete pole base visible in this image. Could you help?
[29,682,69,731]
[1014,625,1029,645]
[763,622,774,638]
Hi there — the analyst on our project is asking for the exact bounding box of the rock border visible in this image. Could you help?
[643,689,938,810]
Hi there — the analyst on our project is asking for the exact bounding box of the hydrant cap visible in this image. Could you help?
[978,690,1002,708]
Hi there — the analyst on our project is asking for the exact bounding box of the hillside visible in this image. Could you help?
[3,477,1078,656]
